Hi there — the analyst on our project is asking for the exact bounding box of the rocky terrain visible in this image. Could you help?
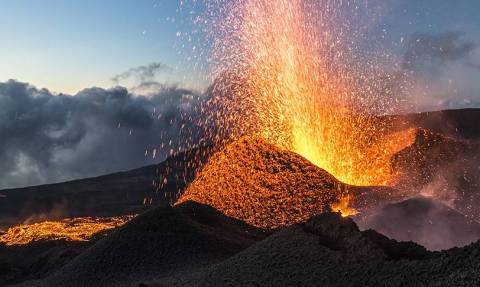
[145,209,480,287]
[4,201,479,287]
[2,108,480,286]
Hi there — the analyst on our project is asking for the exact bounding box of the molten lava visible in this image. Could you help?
[178,136,346,228]
[0,215,134,246]
[198,0,415,187]
[331,194,359,217]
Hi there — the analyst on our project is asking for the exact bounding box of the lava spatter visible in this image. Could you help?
[193,0,415,187]
[177,136,345,228]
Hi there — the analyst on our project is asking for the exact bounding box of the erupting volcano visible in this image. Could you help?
[197,0,416,188]
[177,0,418,224]
[2,1,480,286]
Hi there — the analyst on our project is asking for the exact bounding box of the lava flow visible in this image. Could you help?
[196,0,416,187]
[0,215,134,246]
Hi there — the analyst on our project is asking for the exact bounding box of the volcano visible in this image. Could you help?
[177,136,346,228]
[2,109,480,286]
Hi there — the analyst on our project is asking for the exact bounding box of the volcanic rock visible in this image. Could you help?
[393,128,478,187]
[7,202,480,287]
[177,136,345,228]
[0,240,91,286]
[17,201,266,287]
[405,108,480,141]
[144,212,480,287]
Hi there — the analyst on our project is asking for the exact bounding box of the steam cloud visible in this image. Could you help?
[0,80,201,190]
[403,31,477,70]
[112,62,173,94]
[111,62,170,84]
[404,31,480,110]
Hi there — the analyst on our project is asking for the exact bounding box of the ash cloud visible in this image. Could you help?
[403,31,477,71]
[403,31,480,110]
[111,62,170,84]
[111,62,174,95]
[0,80,202,190]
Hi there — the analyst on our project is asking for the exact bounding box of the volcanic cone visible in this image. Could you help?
[177,136,346,228]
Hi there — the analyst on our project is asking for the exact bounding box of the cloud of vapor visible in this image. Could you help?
[112,62,171,84]
[0,80,202,190]
[403,31,480,111]
[358,196,480,251]
[111,62,174,94]
[403,31,476,71]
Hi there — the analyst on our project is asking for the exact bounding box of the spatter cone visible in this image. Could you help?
[177,136,344,228]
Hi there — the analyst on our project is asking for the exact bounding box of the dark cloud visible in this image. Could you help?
[111,62,171,84]
[0,80,202,189]
[403,31,477,71]
[466,61,480,71]
[402,31,480,111]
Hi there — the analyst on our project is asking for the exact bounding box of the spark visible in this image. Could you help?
[194,0,415,187]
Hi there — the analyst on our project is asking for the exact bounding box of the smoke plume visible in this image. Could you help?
[0,80,202,189]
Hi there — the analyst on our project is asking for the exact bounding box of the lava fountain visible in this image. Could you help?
[196,0,416,186]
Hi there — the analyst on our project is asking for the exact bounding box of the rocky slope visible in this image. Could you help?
[15,201,267,287]
[144,209,480,287]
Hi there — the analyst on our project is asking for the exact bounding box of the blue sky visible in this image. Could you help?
[0,0,479,107]
[0,0,188,94]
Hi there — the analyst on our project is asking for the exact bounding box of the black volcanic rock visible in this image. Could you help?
[17,201,267,287]
[5,204,480,287]
[406,108,480,141]
[0,240,92,286]
[304,212,429,260]
[359,197,480,250]
[392,128,480,221]
[144,212,479,287]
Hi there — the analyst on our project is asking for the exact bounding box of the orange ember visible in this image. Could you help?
[331,194,358,217]
[178,136,346,228]
[200,0,415,186]
[0,215,134,246]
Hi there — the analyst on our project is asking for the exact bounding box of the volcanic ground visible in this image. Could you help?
[1,109,480,286]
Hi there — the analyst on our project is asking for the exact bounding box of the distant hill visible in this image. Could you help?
[405,108,480,141]
[0,146,213,229]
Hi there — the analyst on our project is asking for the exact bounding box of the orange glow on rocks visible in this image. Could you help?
[0,215,134,246]
[331,194,359,217]
[177,136,346,228]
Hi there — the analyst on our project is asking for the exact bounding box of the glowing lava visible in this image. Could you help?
[331,194,359,217]
[177,136,345,228]
[197,0,416,186]
[0,215,134,246]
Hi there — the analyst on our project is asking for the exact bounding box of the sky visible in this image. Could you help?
[0,0,479,189]
[0,0,194,94]
[0,0,479,98]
